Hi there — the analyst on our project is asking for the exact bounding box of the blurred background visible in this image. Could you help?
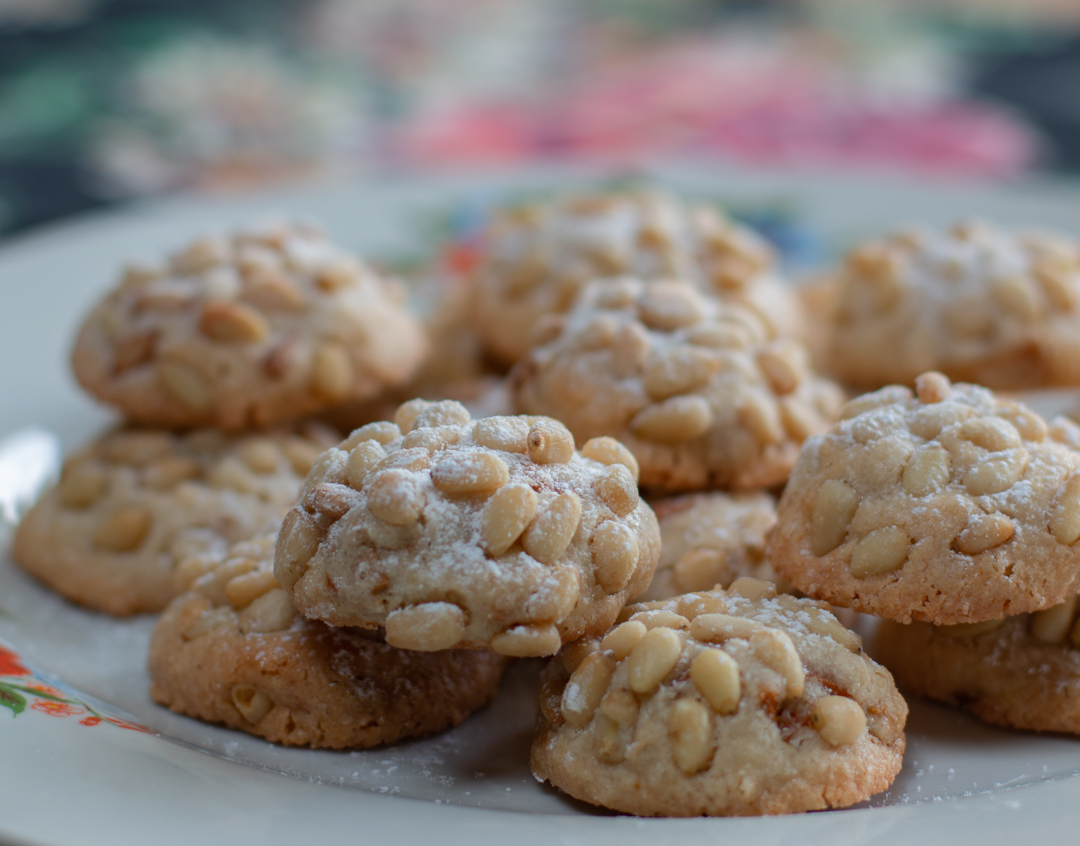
[1,0,1078,238]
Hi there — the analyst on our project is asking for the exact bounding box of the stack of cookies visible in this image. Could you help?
[28,191,1080,818]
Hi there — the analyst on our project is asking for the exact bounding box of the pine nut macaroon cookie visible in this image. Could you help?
[274,400,661,658]
[72,221,427,429]
[150,534,509,748]
[13,424,337,615]
[471,191,803,367]
[818,221,1080,391]
[638,492,780,601]
[510,277,843,493]
[531,581,906,816]
[768,371,1080,625]
[873,599,1080,735]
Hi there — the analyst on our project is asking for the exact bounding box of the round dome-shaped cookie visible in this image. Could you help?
[151,535,509,748]
[639,492,780,601]
[769,372,1080,624]
[274,400,661,657]
[820,221,1080,390]
[72,221,427,429]
[471,191,802,366]
[532,582,906,816]
[13,424,337,615]
[510,278,843,492]
[873,600,1080,734]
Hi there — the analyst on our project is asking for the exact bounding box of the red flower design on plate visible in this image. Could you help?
[80,716,102,727]
[104,717,152,734]
[0,645,30,678]
[31,700,84,718]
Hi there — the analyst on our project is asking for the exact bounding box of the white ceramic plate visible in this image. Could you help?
[3,164,1080,846]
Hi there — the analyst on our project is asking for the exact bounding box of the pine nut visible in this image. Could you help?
[243,270,305,311]
[959,417,1021,452]
[637,286,704,330]
[810,696,865,746]
[593,464,637,518]
[997,405,1046,442]
[902,446,951,497]
[159,360,213,411]
[690,613,765,643]
[93,506,152,552]
[239,588,297,634]
[182,606,237,640]
[226,569,280,609]
[539,676,567,726]
[804,608,862,652]
[413,401,471,430]
[315,258,359,291]
[593,713,626,763]
[340,421,401,450]
[527,567,580,623]
[526,420,575,465]
[963,449,1026,496]
[938,619,1005,638]
[839,387,912,421]
[174,553,217,592]
[600,620,647,659]
[672,549,725,593]
[991,274,1039,322]
[561,639,599,674]
[198,301,268,343]
[1034,256,1077,311]
[345,441,385,489]
[627,626,683,694]
[561,651,616,727]
[522,493,582,564]
[630,610,690,630]
[669,699,715,775]
[1050,416,1080,449]
[591,521,640,593]
[385,602,466,651]
[311,343,353,401]
[473,417,530,453]
[580,436,640,482]
[231,687,274,724]
[631,395,712,442]
[432,451,509,494]
[599,687,639,726]
[274,508,321,589]
[849,526,910,578]
[749,629,804,698]
[58,463,108,508]
[811,480,860,556]
[611,322,652,378]
[1050,474,1080,544]
[953,512,1014,555]
[237,439,280,474]
[394,399,429,434]
[194,557,256,605]
[282,438,322,475]
[481,483,538,556]
[491,623,562,657]
[104,430,175,464]
[367,469,425,525]
[643,348,719,400]
[914,371,951,404]
[1030,597,1077,644]
[112,330,157,373]
[172,236,229,274]
[757,346,802,395]
[779,397,817,441]
[579,315,618,349]
[691,648,740,714]
[728,576,777,602]
[910,402,976,439]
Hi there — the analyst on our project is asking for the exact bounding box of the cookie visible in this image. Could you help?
[768,371,1080,624]
[531,582,906,816]
[275,400,661,657]
[819,222,1080,390]
[873,599,1080,734]
[510,277,843,492]
[13,424,337,615]
[639,492,780,601]
[471,191,803,367]
[72,221,427,429]
[150,535,509,748]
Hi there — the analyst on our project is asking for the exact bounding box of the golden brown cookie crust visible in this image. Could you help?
[511,277,842,493]
[275,400,661,657]
[873,604,1080,735]
[531,584,906,816]
[150,535,508,748]
[769,373,1080,624]
[72,221,426,429]
[640,492,779,601]
[13,425,336,615]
